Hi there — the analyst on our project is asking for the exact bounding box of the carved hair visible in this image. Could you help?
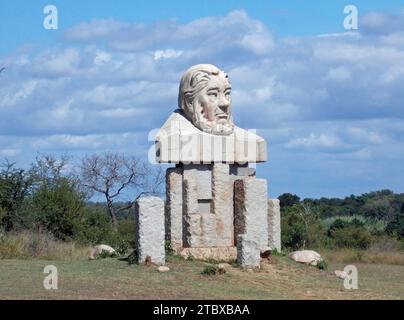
[178,64,234,135]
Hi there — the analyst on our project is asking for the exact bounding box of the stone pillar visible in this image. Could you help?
[234,178,268,249]
[268,199,281,252]
[166,167,183,249]
[135,196,165,265]
[212,163,234,246]
[237,234,260,268]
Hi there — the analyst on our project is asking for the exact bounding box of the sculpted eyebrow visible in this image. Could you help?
[207,87,219,92]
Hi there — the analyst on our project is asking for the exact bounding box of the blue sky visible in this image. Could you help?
[1,1,404,199]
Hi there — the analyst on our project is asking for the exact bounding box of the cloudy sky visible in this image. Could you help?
[1,0,404,199]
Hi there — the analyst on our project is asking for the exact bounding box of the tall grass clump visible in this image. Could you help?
[0,230,91,260]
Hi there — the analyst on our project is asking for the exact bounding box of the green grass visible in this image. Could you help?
[0,254,403,299]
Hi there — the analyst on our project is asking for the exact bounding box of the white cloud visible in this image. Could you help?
[1,9,404,196]
[154,49,183,60]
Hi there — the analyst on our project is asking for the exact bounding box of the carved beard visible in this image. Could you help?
[191,101,234,136]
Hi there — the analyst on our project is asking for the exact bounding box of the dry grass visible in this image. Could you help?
[0,254,403,299]
[0,231,91,260]
[321,248,404,265]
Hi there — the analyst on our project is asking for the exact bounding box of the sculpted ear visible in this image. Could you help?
[183,92,194,115]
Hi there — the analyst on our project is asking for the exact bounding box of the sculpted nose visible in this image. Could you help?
[218,96,230,113]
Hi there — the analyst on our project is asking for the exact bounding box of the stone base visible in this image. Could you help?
[177,246,237,261]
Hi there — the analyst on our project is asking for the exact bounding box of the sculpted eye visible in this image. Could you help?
[208,92,218,97]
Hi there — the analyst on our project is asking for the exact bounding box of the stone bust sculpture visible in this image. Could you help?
[178,64,234,135]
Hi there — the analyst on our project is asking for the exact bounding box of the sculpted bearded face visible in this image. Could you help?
[178,64,234,135]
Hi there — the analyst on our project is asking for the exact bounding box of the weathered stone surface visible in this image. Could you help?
[237,234,260,268]
[166,167,183,249]
[183,213,218,247]
[155,111,267,164]
[183,164,212,199]
[212,163,234,247]
[289,250,323,266]
[234,178,268,249]
[135,196,165,265]
[183,214,202,247]
[230,164,256,177]
[88,244,116,260]
[183,179,199,247]
[178,246,237,261]
[268,198,281,252]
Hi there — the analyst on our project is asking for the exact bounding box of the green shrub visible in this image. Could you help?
[73,207,115,245]
[165,240,175,256]
[330,226,373,249]
[281,205,324,250]
[126,250,138,265]
[386,212,404,240]
[202,264,218,275]
[31,177,86,240]
[316,259,328,270]
[97,250,118,259]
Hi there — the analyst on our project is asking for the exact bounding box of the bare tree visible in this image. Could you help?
[78,152,163,230]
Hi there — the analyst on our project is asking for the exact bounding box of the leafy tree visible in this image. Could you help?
[361,198,395,220]
[0,161,34,230]
[32,177,86,240]
[278,193,300,207]
[281,203,324,250]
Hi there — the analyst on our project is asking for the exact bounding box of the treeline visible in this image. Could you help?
[0,154,163,252]
[1,153,403,253]
[279,191,404,251]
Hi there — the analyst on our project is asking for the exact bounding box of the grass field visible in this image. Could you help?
[0,254,403,300]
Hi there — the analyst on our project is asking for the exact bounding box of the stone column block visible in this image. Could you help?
[135,196,165,265]
[212,163,234,246]
[234,178,268,249]
[237,234,260,268]
[268,199,281,252]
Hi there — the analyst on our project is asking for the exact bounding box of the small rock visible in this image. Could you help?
[217,263,231,274]
[158,266,170,273]
[145,255,152,266]
[260,246,272,259]
[88,244,116,260]
[289,250,323,266]
[334,270,348,279]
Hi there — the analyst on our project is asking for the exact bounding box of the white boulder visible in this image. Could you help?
[289,250,323,266]
[158,266,170,273]
[89,244,116,260]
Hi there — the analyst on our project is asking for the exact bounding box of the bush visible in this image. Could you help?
[386,212,404,240]
[202,264,219,275]
[165,241,175,256]
[281,204,324,250]
[31,177,86,240]
[330,226,373,249]
[316,259,328,270]
[73,207,115,245]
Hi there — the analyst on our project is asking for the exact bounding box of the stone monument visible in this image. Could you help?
[155,64,280,264]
